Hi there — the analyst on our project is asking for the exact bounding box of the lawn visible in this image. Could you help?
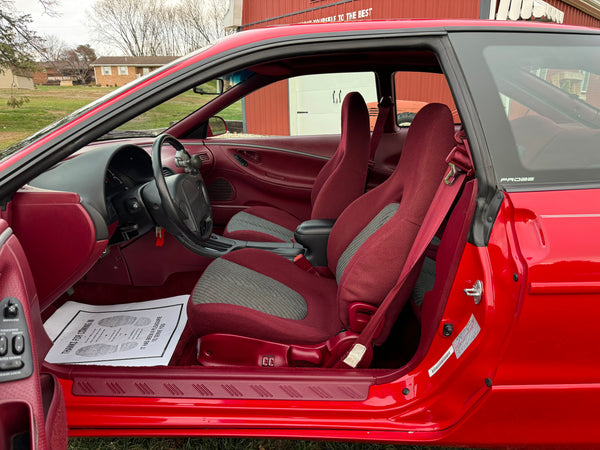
[0,85,114,148]
[0,85,242,149]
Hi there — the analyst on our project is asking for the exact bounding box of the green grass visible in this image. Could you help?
[0,85,114,148]
[68,438,450,450]
[0,86,243,149]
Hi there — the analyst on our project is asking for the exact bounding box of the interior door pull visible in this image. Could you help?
[237,150,261,163]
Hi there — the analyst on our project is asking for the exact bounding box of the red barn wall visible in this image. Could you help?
[242,0,480,29]
[239,0,600,135]
[245,80,290,136]
[545,0,600,27]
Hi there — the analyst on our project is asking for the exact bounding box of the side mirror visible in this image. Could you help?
[193,79,224,95]
[208,116,227,137]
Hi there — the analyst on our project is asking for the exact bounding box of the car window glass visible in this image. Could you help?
[393,72,459,126]
[100,71,247,141]
[451,32,600,189]
[208,72,377,138]
[484,44,600,173]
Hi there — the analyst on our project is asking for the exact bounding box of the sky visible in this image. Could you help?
[16,0,112,54]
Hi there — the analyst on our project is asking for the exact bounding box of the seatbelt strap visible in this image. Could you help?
[341,131,474,368]
[369,96,393,163]
[293,254,318,276]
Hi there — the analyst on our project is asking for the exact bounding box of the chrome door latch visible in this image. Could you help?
[464,280,483,305]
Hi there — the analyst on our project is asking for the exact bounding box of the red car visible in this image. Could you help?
[2,19,600,449]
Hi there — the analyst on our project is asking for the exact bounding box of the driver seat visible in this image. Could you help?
[223,91,371,243]
[187,104,455,365]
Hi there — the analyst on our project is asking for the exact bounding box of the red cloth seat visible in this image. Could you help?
[223,91,371,242]
[188,103,456,353]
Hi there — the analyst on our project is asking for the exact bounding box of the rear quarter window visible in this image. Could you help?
[451,31,600,190]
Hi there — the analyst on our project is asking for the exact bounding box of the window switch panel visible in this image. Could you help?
[0,297,33,382]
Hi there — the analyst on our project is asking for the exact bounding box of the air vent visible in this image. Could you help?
[162,167,175,177]
[208,177,234,201]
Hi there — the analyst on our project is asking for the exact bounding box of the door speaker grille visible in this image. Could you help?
[208,178,234,201]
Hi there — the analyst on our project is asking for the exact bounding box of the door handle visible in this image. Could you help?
[237,150,261,163]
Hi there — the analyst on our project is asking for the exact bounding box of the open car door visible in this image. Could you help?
[0,219,67,450]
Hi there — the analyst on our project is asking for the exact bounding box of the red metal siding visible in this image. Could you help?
[545,0,600,26]
[245,80,290,136]
[243,0,480,29]
[394,72,457,115]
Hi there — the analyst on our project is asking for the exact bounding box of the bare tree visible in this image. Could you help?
[88,0,228,57]
[38,34,68,75]
[1,0,58,107]
[174,0,229,53]
[63,45,97,84]
[90,0,172,56]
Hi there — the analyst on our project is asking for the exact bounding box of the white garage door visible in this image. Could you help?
[289,72,377,136]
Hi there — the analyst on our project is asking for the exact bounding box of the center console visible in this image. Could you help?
[201,219,335,266]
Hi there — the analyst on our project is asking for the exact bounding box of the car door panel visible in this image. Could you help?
[495,189,600,385]
[0,219,67,450]
[200,135,340,227]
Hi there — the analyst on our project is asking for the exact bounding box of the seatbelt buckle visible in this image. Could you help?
[293,254,318,275]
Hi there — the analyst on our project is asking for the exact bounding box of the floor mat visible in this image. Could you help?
[44,295,188,366]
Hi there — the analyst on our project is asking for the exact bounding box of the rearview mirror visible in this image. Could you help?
[193,79,224,95]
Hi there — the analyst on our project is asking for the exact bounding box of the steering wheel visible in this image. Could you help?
[151,134,213,250]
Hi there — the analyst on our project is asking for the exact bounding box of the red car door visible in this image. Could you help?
[0,218,68,450]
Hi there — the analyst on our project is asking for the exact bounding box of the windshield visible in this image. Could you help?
[0,45,214,163]
[99,69,252,140]
[451,31,600,189]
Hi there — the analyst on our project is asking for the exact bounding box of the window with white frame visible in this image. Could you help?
[101,66,111,76]
[118,66,128,76]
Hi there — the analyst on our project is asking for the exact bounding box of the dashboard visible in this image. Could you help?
[29,143,155,243]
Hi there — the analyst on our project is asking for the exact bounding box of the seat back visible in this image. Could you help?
[310,92,371,220]
[327,103,456,343]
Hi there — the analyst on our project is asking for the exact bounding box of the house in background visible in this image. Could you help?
[0,67,34,90]
[91,56,179,87]
[33,62,80,86]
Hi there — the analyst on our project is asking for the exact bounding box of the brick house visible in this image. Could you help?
[33,63,79,86]
[90,56,179,87]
